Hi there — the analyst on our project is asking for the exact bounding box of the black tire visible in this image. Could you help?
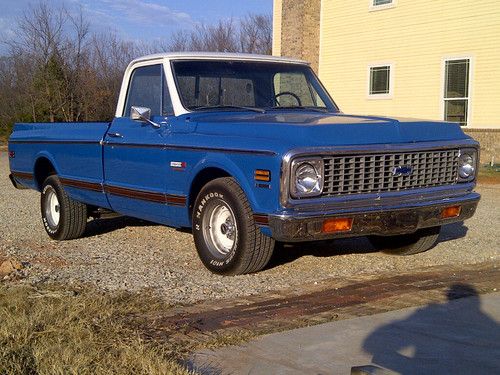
[368,226,441,255]
[192,177,275,275]
[41,175,87,240]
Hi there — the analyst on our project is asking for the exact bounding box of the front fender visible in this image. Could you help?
[189,154,262,212]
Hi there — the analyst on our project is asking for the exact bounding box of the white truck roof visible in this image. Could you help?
[129,52,309,66]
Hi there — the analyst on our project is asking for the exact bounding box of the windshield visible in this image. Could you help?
[171,60,338,112]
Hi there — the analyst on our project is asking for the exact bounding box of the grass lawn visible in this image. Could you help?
[0,284,192,375]
[477,164,500,184]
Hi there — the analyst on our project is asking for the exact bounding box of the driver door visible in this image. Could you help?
[103,63,174,223]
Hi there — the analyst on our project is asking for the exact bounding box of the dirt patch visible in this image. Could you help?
[31,255,70,268]
[478,165,500,185]
[477,176,500,185]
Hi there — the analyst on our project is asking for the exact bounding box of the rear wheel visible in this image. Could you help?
[41,175,87,240]
[192,177,275,275]
[368,226,441,255]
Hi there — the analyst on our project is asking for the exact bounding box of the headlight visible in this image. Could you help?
[291,158,323,198]
[458,149,477,182]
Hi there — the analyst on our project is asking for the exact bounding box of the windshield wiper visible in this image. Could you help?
[192,105,266,113]
[267,106,330,113]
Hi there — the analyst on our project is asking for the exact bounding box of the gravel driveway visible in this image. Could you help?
[1,152,498,304]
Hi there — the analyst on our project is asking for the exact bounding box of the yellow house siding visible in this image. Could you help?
[272,0,282,56]
[319,0,500,129]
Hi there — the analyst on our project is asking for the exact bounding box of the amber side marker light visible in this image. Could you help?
[255,169,271,182]
[441,205,461,219]
[322,218,353,233]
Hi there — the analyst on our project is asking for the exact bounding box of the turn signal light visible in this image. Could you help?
[441,205,461,219]
[322,218,353,233]
[255,169,271,182]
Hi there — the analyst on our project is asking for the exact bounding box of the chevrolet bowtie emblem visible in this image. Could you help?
[392,165,413,177]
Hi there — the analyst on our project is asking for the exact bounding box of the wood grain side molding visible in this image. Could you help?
[103,184,187,207]
[11,171,34,180]
[59,178,186,207]
[60,178,103,192]
[253,214,269,226]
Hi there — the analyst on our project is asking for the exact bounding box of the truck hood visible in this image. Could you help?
[185,112,468,148]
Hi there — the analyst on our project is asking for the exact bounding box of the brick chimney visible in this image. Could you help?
[273,0,322,73]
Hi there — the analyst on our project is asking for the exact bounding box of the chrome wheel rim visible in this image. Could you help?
[45,187,60,228]
[203,203,237,257]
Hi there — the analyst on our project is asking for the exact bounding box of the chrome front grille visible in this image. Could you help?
[322,149,459,196]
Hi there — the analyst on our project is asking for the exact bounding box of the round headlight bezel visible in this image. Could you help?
[458,149,477,182]
[290,158,324,198]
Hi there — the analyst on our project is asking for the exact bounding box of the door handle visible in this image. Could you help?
[108,132,123,138]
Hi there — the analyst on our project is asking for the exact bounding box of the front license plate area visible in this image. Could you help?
[377,211,419,234]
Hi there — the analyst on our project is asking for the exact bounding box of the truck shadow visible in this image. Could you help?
[360,283,500,374]
[438,221,468,242]
[268,222,469,269]
[82,217,469,268]
[268,237,378,268]
[83,216,159,238]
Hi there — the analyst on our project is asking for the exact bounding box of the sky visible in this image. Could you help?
[0,0,273,53]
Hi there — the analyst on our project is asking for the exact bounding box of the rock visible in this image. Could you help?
[0,259,24,277]
[10,259,23,270]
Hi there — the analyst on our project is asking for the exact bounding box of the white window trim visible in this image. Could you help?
[440,55,474,127]
[369,0,396,12]
[116,58,188,118]
[367,63,394,100]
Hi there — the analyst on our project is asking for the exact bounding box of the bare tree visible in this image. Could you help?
[168,14,272,54]
[8,2,66,64]
[87,32,140,120]
[169,30,192,52]
[240,14,272,54]
[0,1,273,141]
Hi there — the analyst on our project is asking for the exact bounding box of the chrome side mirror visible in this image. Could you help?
[130,106,160,128]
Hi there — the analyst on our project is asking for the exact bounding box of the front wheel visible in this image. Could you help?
[192,177,275,275]
[41,175,87,240]
[368,226,441,255]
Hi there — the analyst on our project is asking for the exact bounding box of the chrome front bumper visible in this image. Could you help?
[268,192,480,242]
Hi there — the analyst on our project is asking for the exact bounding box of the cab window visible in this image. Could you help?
[124,64,173,117]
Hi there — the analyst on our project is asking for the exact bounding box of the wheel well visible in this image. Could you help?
[189,167,230,217]
[34,157,56,191]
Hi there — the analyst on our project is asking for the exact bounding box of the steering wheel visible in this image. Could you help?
[274,91,302,107]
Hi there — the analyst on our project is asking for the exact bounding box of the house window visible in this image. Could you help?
[369,65,392,97]
[370,0,395,10]
[444,59,470,126]
[373,0,392,6]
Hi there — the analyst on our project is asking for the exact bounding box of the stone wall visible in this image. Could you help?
[279,0,321,73]
[464,129,500,165]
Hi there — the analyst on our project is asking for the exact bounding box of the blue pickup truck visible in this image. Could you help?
[8,53,480,275]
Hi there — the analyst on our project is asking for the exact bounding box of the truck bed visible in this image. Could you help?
[8,121,111,207]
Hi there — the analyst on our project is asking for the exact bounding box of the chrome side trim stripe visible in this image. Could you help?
[9,140,101,145]
[104,142,277,156]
